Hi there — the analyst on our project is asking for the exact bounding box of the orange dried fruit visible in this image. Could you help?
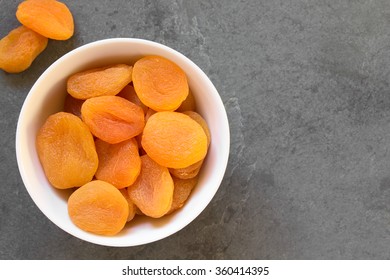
[0,26,48,73]
[127,155,174,218]
[119,189,137,222]
[132,55,189,111]
[63,93,84,118]
[169,111,211,178]
[168,176,199,214]
[176,90,196,112]
[36,112,98,189]
[141,111,207,168]
[144,107,156,122]
[67,64,133,100]
[81,95,145,144]
[135,134,145,155]
[169,160,204,180]
[68,180,128,236]
[135,207,144,216]
[182,111,211,147]
[117,84,148,114]
[95,138,141,189]
[16,0,74,40]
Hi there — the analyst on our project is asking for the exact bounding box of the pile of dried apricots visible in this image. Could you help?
[36,55,211,236]
[0,0,74,73]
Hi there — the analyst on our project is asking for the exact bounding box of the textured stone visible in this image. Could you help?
[2,0,390,259]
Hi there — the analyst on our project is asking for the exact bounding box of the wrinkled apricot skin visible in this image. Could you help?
[142,112,207,169]
[68,180,129,236]
[168,176,199,214]
[132,55,189,111]
[0,26,48,73]
[169,111,211,178]
[127,155,174,218]
[169,160,203,179]
[135,207,144,216]
[95,138,141,189]
[183,111,211,147]
[120,189,137,222]
[117,84,148,114]
[16,0,74,40]
[36,112,98,189]
[144,108,156,123]
[67,64,133,100]
[81,96,145,144]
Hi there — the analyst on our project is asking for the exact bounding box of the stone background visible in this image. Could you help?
[1,0,390,259]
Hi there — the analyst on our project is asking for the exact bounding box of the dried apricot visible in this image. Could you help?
[16,0,74,40]
[67,64,133,100]
[95,138,141,189]
[132,55,189,111]
[119,189,137,222]
[135,207,144,216]
[169,160,204,179]
[183,111,211,146]
[36,112,98,189]
[141,111,207,168]
[0,26,48,73]
[176,90,196,112]
[168,176,199,214]
[68,180,128,235]
[169,111,211,178]
[63,93,84,118]
[81,95,145,144]
[127,155,174,218]
[117,84,148,114]
[144,107,156,122]
[135,134,145,155]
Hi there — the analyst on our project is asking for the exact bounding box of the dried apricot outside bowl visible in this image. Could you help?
[15,38,230,247]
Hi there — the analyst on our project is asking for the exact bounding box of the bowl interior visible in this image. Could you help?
[16,38,230,246]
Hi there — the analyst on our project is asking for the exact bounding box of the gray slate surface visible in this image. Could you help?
[2,0,390,259]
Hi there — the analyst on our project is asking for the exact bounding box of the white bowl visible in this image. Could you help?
[15,38,230,247]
